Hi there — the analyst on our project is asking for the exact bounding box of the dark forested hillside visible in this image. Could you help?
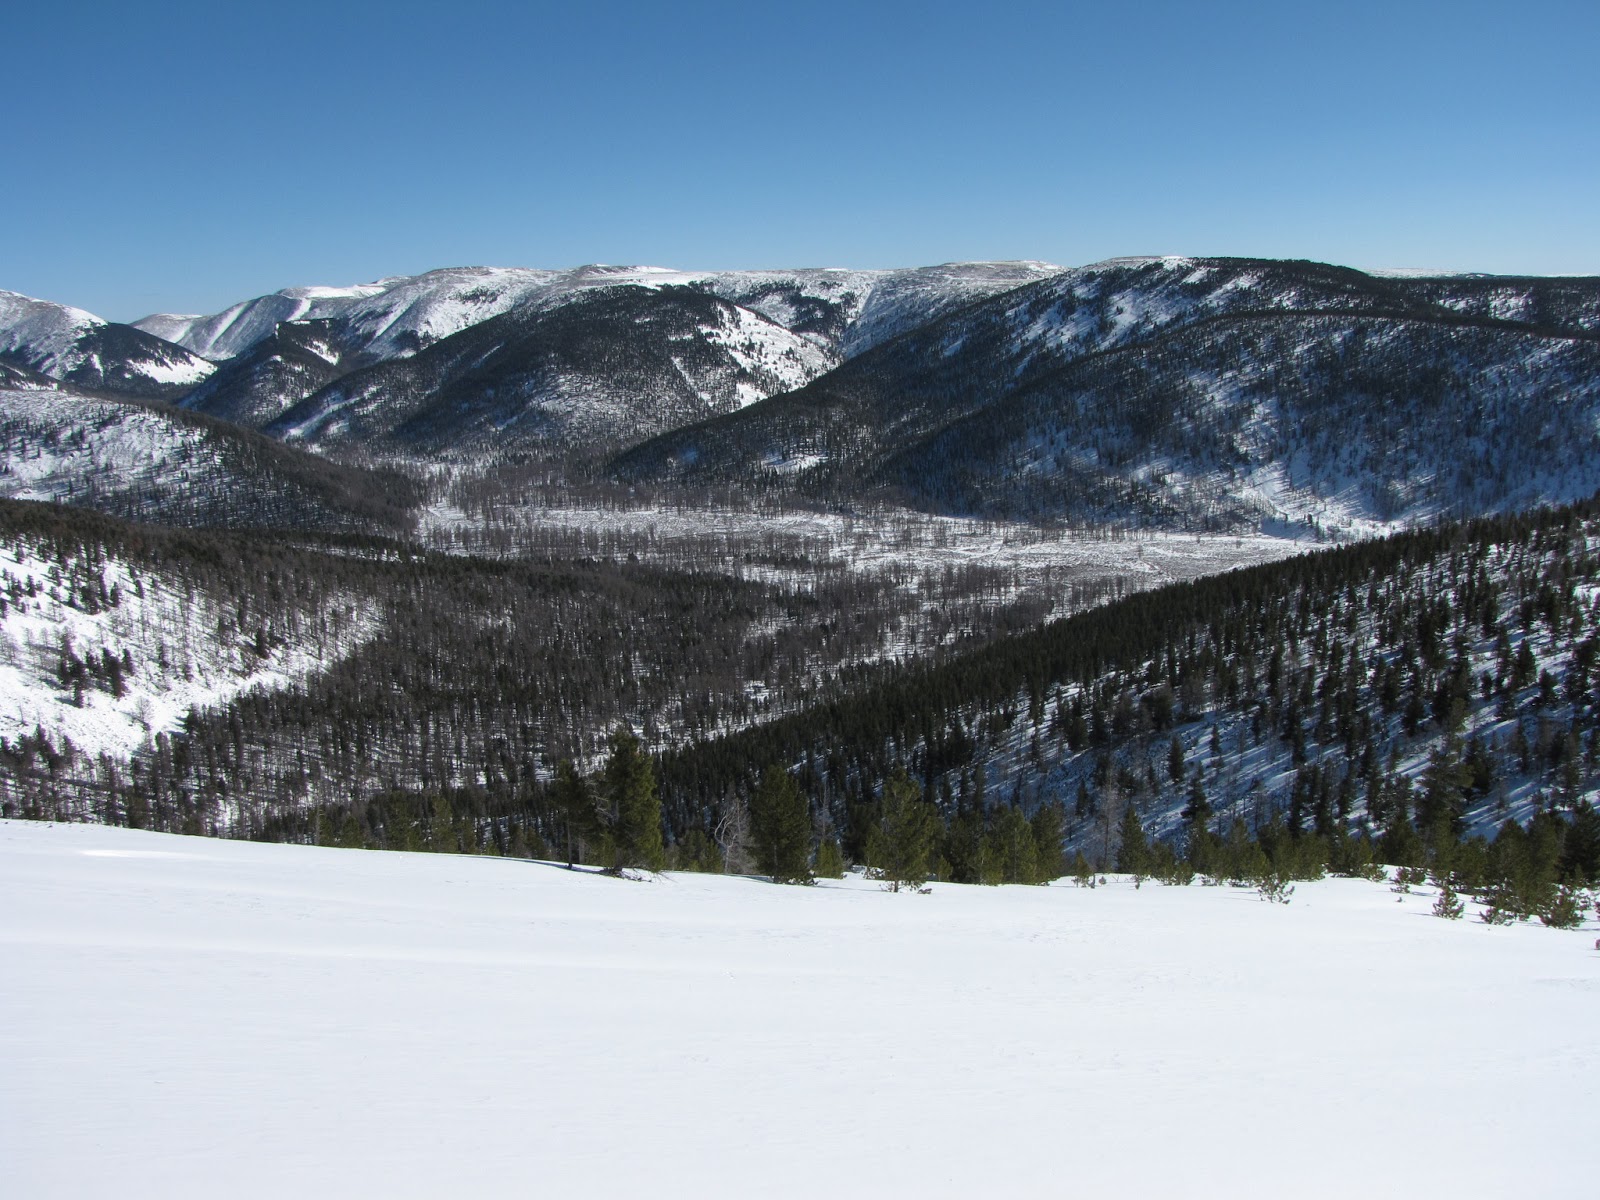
[614,259,1600,531]
[0,498,1066,836]
[646,496,1600,890]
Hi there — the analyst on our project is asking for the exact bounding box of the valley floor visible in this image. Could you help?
[2,820,1594,1198]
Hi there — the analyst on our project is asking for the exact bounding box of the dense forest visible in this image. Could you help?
[0,497,1089,834]
[5,494,1598,925]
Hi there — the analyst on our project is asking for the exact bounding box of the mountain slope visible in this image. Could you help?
[132,262,1060,452]
[614,258,1600,530]
[0,379,418,533]
[0,512,378,760]
[266,285,836,459]
[174,318,351,429]
[0,290,215,400]
[657,497,1600,869]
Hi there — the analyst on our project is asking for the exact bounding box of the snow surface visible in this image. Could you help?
[2,819,1593,1199]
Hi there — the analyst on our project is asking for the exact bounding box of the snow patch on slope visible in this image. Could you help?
[0,537,377,760]
[0,387,221,504]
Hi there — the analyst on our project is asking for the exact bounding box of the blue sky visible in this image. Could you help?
[5,0,1597,321]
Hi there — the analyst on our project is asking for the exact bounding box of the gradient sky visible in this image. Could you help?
[5,0,1597,321]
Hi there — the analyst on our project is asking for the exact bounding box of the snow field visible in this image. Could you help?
[1,819,1593,1198]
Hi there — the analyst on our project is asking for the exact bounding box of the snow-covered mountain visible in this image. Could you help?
[134,267,571,364]
[0,379,418,534]
[127,262,1061,451]
[136,261,1063,365]
[615,257,1600,531]
[263,285,838,458]
[0,290,215,400]
[12,256,1600,530]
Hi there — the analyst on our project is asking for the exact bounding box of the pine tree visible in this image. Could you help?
[869,769,938,892]
[1431,873,1464,919]
[990,805,1038,884]
[552,758,597,868]
[603,728,664,873]
[1030,801,1066,882]
[942,805,989,884]
[1115,803,1149,875]
[1181,777,1214,870]
[750,766,812,883]
[813,837,846,879]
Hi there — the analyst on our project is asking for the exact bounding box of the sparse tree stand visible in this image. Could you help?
[602,729,665,873]
[749,766,813,883]
[869,770,938,893]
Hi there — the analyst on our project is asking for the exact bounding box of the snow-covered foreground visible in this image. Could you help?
[2,821,1594,1198]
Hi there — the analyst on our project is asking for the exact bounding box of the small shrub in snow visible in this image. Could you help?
[1539,885,1586,930]
[1480,882,1520,926]
[1431,875,1464,920]
[1257,871,1294,905]
[1391,865,1427,895]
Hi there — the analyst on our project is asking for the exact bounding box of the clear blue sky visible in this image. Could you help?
[5,0,1597,321]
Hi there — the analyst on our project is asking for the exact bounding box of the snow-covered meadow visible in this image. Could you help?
[3,820,1593,1198]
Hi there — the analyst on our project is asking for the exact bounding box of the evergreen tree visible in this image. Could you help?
[1181,777,1214,870]
[749,765,812,883]
[1558,799,1600,884]
[552,758,597,868]
[942,805,989,885]
[990,805,1039,884]
[1115,803,1150,875]
[603,728,665,873]
[1431,873,1465,920]
[1030,801,1066,882]
[869,769,938,892]
[813,837,846,879]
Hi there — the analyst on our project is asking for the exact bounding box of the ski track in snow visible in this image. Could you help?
[1,819,1594,1199]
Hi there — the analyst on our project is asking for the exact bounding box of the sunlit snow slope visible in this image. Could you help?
[2,820,1594,1200]
[0,290,215,399]
[0,527,376,759]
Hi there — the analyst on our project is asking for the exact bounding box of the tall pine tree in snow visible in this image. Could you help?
[603,729,665,873]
